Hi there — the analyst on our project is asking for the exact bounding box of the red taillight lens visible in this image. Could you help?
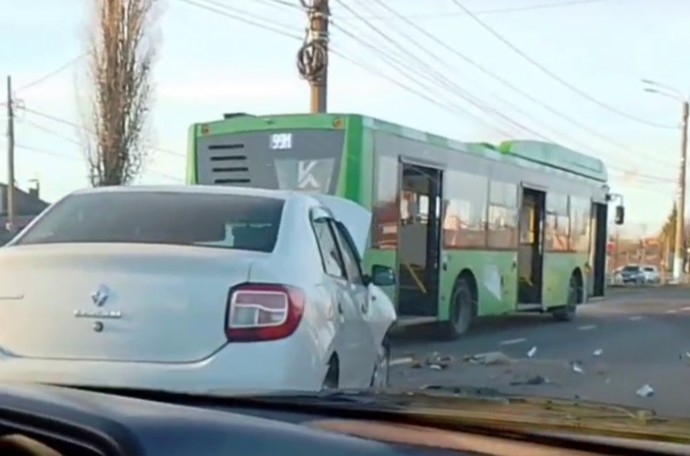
[226,284,305,342]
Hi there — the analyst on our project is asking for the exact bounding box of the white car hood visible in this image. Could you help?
[314,195,371,257]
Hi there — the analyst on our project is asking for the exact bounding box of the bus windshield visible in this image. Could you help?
[194,129,345,194]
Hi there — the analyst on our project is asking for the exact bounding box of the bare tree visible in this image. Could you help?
[84,0,158,186]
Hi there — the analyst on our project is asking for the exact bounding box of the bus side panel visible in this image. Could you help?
[542,252,588,308]
[439,250,517,320]
[358,125,375,209]
[366,130,398,306]
[187,124,198,184]
[341,116,369,205]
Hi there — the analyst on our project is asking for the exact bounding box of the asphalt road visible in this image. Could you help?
[389,286,690,418]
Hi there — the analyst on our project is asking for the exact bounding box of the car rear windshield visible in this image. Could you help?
[623,266,640,272]
[12,191,285,253]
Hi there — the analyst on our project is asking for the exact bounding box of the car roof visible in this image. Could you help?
[70,185,308,201]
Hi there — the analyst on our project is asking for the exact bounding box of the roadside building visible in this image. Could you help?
[0,183,50,245]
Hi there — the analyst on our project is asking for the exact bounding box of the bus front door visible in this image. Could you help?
[396,162,443,318]
[588,202,608,298]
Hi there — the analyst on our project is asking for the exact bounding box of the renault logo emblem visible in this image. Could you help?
[91,285,109,307]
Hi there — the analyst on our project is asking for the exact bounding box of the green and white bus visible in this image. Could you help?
[187,113,624,339]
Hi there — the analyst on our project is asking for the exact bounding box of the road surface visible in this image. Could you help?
[389,287,690,418]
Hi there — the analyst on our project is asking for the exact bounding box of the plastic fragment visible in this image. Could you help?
[636,384,654,397]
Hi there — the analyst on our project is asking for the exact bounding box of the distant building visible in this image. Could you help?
[0,184,50,245]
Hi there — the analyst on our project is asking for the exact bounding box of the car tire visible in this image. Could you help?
[370,337,390,389]
[439,276,476,340]
[553,273,582,322]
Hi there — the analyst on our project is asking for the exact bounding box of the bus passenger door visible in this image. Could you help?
[588,202,607,298]
[517,186,546,307]
[396,161,443,319]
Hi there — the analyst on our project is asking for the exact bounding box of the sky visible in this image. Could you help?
[2,0,689,237]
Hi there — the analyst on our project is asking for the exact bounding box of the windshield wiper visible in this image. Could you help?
[228,389,409,410]
[55,384,407,410]
[419,385,512,399]
[53,383,662,426]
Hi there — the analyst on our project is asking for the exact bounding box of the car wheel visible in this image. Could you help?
[553,273,582,322]
[370,337,390,389]
[439,277,476,340]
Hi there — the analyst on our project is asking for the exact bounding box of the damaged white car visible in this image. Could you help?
[0,185,397,393]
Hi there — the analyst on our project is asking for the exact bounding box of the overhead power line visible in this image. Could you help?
[178,0,301,39]
[16,54,85,92]
[180,0,514,134]
[19,107,184,158]
[349,0,614,21]
[14,107,184,181]
[359,0,676,170]
[334,0,673,183]
[331,0,545,139]
[449,0,675,130]
[178,0,675,183]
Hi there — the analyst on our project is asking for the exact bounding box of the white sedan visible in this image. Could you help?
[0,185,397,394]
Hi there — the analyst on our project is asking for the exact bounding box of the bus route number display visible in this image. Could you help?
[270,133,293,150]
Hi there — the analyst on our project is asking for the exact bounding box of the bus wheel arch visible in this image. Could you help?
[552,268,584,322]
[440,269,478,340]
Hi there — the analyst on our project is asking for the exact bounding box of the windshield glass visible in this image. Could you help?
[8,0,690,436]
[12,192,284,253]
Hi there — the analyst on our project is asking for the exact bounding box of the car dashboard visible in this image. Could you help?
[0,383,683,456]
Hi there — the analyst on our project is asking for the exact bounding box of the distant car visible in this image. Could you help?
[0,186,397,393]
[641,265,661,284]
[618,264,644,284]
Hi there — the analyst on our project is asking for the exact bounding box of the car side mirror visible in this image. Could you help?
[614,205,625,225]
[368,264,396,287]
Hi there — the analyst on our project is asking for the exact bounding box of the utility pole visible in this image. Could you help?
[297,0,329,113]
[673,99,689,281]
[642,79,689,282]
[5,76,16,234]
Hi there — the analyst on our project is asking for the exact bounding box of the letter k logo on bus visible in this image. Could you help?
[297,160,320,189]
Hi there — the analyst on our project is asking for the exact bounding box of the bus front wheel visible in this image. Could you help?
[439,276,477,340]
[552,272,583,322]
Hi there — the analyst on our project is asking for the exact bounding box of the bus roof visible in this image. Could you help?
[193,112,608,182]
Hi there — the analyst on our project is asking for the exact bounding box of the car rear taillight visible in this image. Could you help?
[226,284,305,342]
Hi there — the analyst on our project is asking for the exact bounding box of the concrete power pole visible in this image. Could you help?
[297,0,329,113]
[5,76,16,233]
[673,100,689,281]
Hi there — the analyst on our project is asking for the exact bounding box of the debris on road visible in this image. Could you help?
[636,384,654,398]
[463,351,513,366]
[510,374,550,386]
[527,346,537,358]
[571,362,585,374]
[593,349,603,357]
[408,352,454,370]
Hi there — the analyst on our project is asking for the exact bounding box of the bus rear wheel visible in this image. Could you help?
[552,272,583,322]
[439,276,476,340]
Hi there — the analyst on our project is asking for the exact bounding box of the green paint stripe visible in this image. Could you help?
[190,113,609,183]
